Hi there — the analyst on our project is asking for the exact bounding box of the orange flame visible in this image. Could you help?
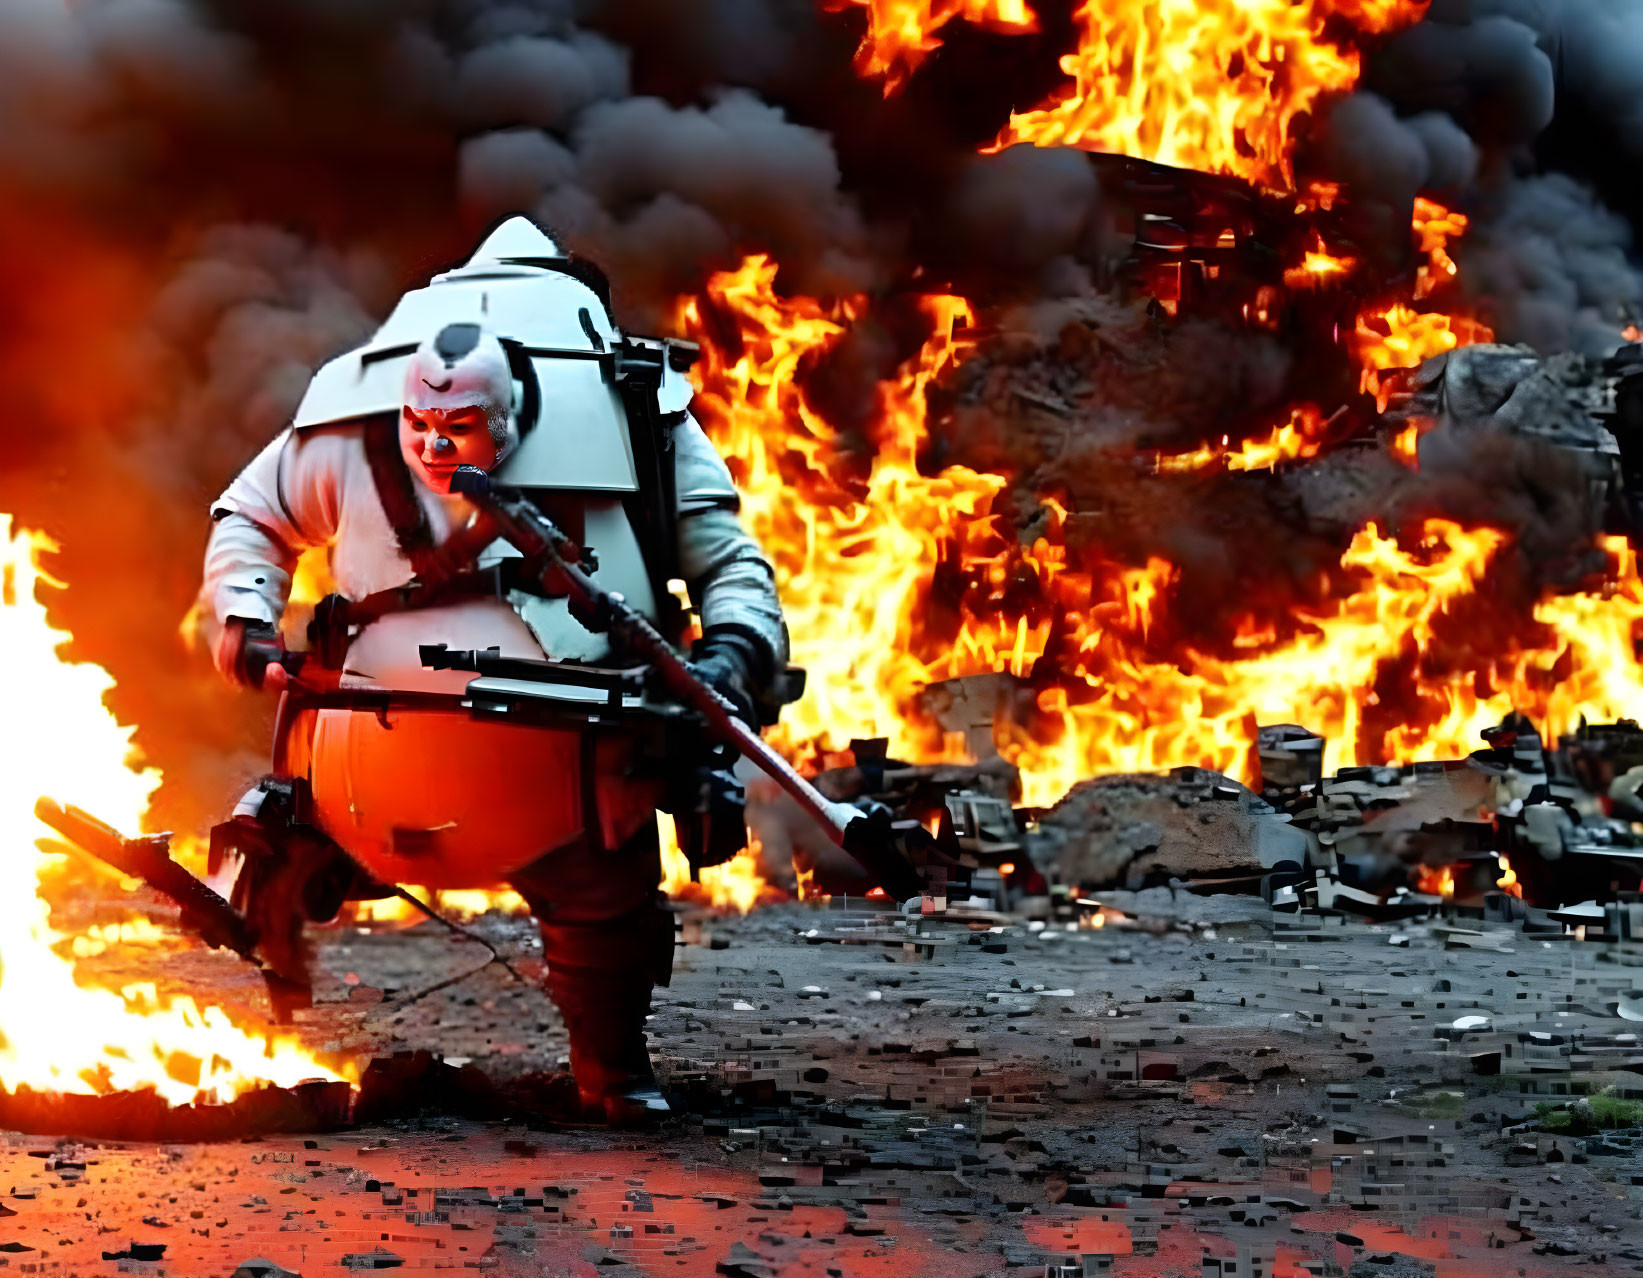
[680,255,1001,774]
[985,0,1429,192]
[679,260,1643,813]
[1412,195,1469,300]
[1154,405,1331,473]
[1354,304,1493,412]
[1354,199,1495,410]
[1,518,348,1105]
[658,814,785,914]
[996,518,1523,805]
[344,888,526,927]
[1415,864,1455,898]
[1389,417,1432,469]
[824,0,1038,93]
[1522,536,1643,729]
[1283,239,1358,290]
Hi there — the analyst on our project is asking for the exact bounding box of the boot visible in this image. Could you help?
[538,903,675,1126]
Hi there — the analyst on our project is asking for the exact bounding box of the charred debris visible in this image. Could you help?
[789,697,1643,929]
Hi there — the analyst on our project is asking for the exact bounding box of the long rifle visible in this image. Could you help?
[449,466,928,902]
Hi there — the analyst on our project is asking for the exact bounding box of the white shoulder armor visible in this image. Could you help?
[674,413,740,513]
[292,217,690,494]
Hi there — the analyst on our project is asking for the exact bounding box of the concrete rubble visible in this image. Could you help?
[769,698,1643,923]
[11,661,1643,1275]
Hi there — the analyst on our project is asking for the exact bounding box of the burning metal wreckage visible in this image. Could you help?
[9,226,1643,1270]
[13,6,1643,1278]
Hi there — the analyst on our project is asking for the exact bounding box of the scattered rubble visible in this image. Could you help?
[8,882,1643,1274]
[15,687,1643,1274]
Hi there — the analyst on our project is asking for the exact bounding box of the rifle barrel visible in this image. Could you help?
[450,466,926,901]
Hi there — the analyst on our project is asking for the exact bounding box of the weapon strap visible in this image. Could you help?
[362,417,443,580]
[361,417,504,590]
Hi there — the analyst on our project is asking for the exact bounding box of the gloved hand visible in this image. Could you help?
[676,765,749,870]
[213,617,288,690]
[688,630,763,727]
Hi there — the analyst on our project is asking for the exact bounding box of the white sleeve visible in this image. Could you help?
[672,416,789,670]
[200,427,348,629]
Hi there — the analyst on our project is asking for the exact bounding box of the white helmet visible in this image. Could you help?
[402,322,520,467]
[293,216,700,492]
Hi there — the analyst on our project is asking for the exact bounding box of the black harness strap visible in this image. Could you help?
[614,338,684,644]
[362,417,442,580]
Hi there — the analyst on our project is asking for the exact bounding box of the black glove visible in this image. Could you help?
[673,766,749,870]
[688,628,765,727]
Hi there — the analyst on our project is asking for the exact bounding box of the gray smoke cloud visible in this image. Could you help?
[1458,172,1643,352]
[463,89,879,324]
[1309,92,1482,265]
[1369,9,1556,146]
[1358,0,1643,351]
[947,145,1105,279]
[138,226,385,488]
[453,31,631,131]
[1314,95,1480,208]
[1464,0,1643,152]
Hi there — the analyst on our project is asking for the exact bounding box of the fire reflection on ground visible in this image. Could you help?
[8,894,1633,1277]
[0,1107,1597,1277]
[0,1130,955,1275]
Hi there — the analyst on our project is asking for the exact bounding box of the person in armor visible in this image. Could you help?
[198,217,788,1124]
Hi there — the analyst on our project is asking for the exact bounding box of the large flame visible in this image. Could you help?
[825,0,1038,93]
[1526,536,1643,730]
[679,261,1643,811]
[983,0,1428,192]
[0,519,346,1105]
[681,256,1003,774]
[990,519,1643,805]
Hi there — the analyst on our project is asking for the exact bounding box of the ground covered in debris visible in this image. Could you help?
[5,895,1643,1276]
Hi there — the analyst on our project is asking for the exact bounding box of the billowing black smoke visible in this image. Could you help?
[1,0,1640,830]
[1359,0,1643,353]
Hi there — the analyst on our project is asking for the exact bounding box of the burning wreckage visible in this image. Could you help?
[11,4,1643,1271]
[755,164,1643,930]
[22,218,1643,1131]
[793,703,1643,921]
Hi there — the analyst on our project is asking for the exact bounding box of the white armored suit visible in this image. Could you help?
[200,218,788,1121]
[201,219,787,890]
